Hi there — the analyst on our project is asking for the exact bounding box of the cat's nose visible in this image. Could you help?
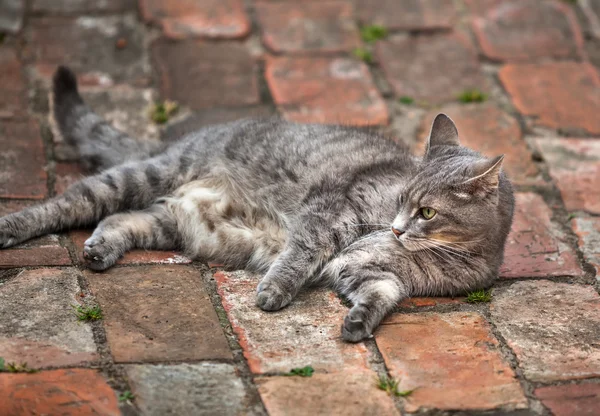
[391,226,405,238]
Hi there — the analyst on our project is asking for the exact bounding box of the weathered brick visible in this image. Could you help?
[257,370,400,416]
[536,383,600,416]
[377,33,485,105]
[471,0,583,61]
[87,266,231,363]
[357,0,456,30]
[572,217,600,277]
[491,280,600,382]
[399,296,464,308]
[214,270,370,374]
[376,312,526,412]
[501,193,582,278]
[152,40,259,110]
[534,138,600,215]
[52,86,161,162]
[139,0,250,39]
[420,104,539,183]
[0,0,24,34]
[126,363,254,416]
[499,62,600,135]
[32,0,135,14]
[162,105,275,141]
[0,369,119,416]
[266,56,388,125]
[25,16,147,86]
[255,1,359,54]
[0,268,98,368]
[0,120,47,199]
[0,47,26,119]
[70,229,191,267]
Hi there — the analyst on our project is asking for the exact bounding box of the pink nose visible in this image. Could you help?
[391,226,404,238]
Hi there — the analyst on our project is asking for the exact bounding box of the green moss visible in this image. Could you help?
[376,374,413,397]
[398,96,414,105]
[150,100,179,124]
[73,304,103,321]
[458,89,488,103]
[465,289,492,303]
[360,25,388,43]
[284,366,314,377]
[353,47,373,63]
[119,391,135,402]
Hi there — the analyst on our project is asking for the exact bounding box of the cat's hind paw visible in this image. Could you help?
[256,281,293,311]
[0,217,21,249]
[83,235,120,271]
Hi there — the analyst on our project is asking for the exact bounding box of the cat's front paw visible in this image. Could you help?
[342,306,373,342]
[256,281,292,311]
[83,235,120,271]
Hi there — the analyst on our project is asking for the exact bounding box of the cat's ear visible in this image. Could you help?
[461,155,504,195]
[425,114,460,155]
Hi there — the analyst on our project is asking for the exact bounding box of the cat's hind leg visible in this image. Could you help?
[83,203,179,270]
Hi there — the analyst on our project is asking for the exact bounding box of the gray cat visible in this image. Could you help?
[0,67,514,342]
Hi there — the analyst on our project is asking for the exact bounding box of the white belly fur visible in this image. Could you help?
[163,180,288,271]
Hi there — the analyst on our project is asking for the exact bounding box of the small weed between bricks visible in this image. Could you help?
[458,89,488,103]
[376,374,414,397]
[150,100,179,124]
[119,391,135,402]
[72,304,103,321]
[466,289,493,303]
[398,96,414,105]
[360,25,388,43]
[0,357,37,374]
[284,366,315,377]
[353,47,373,64]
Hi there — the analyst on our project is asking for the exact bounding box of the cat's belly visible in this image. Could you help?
[164,180,288,271]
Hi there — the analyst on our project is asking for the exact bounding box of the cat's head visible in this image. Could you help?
[391,114,514,258]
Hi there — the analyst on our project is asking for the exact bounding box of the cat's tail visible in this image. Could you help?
[50,66,165,171]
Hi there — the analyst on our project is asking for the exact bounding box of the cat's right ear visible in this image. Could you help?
[425,114,460,156]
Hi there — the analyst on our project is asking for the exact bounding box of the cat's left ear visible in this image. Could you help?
[425,114,460,156]
[461,155,504,195]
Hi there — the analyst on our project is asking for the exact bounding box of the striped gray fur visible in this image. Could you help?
[0,67,514,342]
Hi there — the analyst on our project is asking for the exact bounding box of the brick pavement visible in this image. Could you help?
[0,1,599,415]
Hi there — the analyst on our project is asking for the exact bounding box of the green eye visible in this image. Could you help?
[420,207,437,220]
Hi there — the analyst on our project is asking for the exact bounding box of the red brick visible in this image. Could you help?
[572,217,600,276]
[0,48,26,119]
[70,229,191,266]
[0,369,119,416]
[214,270,370,374]
[500,193,583,278]
[0,0,24,34]
[32,0,135,13]
[491,280,600,382]
[420,104,539,184]
[0,120,47,199]
[376,312,527,412]
[534,138,600,215]
[471,0,584,62]
[399,296,464,308]
[266,56,388,125]
[500,62,600,135]
[377,33,485,105]
[139,0,250,39]
[255,1,359,54]
[257,370,400,416]
[0,268,98,368]
[536,383,600,416]
[87,266,231,363]
[152,40,259,110]
[356,0,456,30]
[25,16,147,86]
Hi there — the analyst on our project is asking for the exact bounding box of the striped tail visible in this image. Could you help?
[50,66,165,171]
